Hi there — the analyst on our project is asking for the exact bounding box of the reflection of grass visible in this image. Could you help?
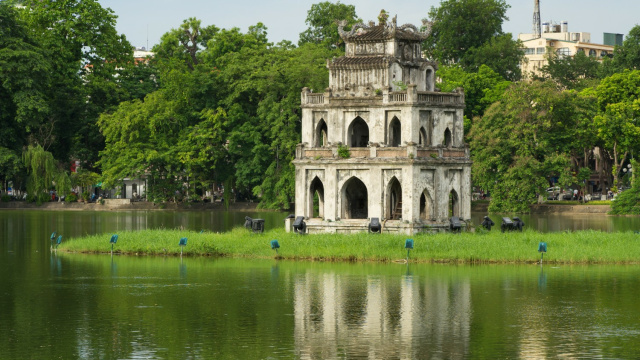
[58,228,640,264]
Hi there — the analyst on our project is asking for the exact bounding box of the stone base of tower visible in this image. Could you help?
[302,218,467,235]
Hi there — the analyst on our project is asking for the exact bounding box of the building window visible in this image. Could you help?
[600,50,608,57]
[589,49,597,57]
[536,47,545,54]
[388,117,401,147]
[556,47,571,57]
[524,48,535,55]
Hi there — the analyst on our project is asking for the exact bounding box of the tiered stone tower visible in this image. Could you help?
[293,14,471,234]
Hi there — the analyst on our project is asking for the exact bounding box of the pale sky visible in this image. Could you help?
[98,0,639,50]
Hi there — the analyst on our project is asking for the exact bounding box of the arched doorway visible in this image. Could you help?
[419,127,427,147]
[315,119,328,147]
[387,177,402,220]
[388,117,401,147]
[420,190,433,220]
[309,177,324,218]
[443,128,452,147]
[449,189,459,217]
[348,117,369,147]
[342,177,368,219]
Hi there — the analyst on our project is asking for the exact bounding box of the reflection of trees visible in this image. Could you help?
[294,272,472,359]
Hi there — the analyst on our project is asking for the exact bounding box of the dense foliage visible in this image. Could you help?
[423,0,523,81]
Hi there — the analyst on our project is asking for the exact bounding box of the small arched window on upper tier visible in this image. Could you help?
[443,128,452,147]
[388,117,401,147]
[315,119,328,147]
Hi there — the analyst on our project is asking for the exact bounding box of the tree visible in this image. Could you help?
[298,1,360,50]
[612,25,640,71]
[461,34,524,81]
[23,145,59,204]
[0,3,51,152]
[594,70,640,189]
[424,0,518,79]
[537,49,602,90]
[15,0,134,164]
[0,147,23,194]
[437,65,511,136]
[153,18,219,71]
[470,81,597,212]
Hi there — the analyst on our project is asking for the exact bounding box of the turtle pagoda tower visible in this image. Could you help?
[292,13,471,234]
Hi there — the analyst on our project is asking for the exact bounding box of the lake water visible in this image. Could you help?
[2,210,640,359]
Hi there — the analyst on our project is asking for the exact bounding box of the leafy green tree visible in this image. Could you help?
[23,145,59,203]
[470,81,596,212]
[424,0,520,79]
[612,25,640,72]
[15,0,134,164]
[153,17,219,71]
[610,159,640,214]
[437,65,511,135]
[595,70,640,187]
[0,147,24,193]
[298,1,360,50]
[461,34,524,81]
[0,3,50,151]
[537,50,602,90]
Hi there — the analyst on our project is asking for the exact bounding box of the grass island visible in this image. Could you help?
[58,228,640,264]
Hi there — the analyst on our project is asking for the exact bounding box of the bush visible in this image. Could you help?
[81,191,90,202]
[66,193,78,203]
[337,144,350,159]
[0,194,10,202]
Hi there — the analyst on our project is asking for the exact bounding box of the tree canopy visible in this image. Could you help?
[423,0,523,80]
[298,1,360,50]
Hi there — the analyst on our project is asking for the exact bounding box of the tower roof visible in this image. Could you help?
[338,15,431,43]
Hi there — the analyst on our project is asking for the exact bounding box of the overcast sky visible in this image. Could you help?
[98,0,639,50]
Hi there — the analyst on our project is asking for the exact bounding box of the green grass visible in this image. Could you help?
[57,227,640,264]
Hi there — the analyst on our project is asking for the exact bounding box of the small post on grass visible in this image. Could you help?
[270,240,280,255]
[179,237,187,257]
[405,239,414,262]
[50,232,56,250]
[110,234,118,256]
[538,242,547,264]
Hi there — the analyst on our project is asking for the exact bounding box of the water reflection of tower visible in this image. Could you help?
[293,271,471,359]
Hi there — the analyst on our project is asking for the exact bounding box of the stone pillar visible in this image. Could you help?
[301,87,310,104]
[407,84,418,103]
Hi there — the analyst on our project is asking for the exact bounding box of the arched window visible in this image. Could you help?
[419,127,428,147]
[309,177,324,218]
[315,119,328,147]
[425,68,435,91]
[348,117,369,147]
[342,177,368,219]
[387,177,402,220]
[449,189,459,217]
[443,128,452,147]
[589,49,597,57]
[388,117,401,147]
[420,190,433,220]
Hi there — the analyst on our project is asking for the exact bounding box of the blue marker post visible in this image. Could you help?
[405,239,414,262]
[50,232,57,250]
[55,235,62,251]
[110,234,118,256]
[538,242,547,264]
[179,237,187,257]
[270,240,280,255]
